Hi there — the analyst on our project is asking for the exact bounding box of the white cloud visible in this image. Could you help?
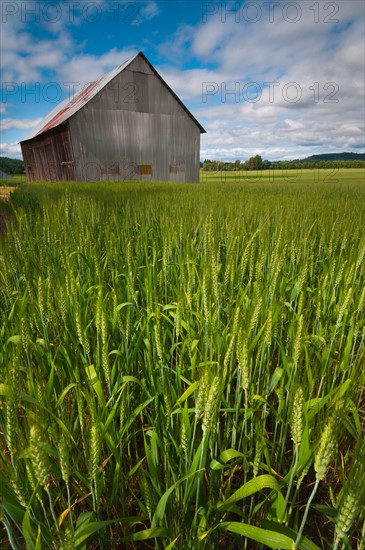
[0,28,74,82]
[157,24,196,62]
[57,48,137,87]
[158,66,230,100]
[0,118,43,131]
[125,0,161,26]
[139,1,160,22]
[0,143,22,157]
[159,0,365,159]
[1,7,136,88]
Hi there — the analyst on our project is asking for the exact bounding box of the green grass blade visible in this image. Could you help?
[217,475,280,509]
[220,522,295,549]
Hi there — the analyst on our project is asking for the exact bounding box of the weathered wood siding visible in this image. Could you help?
[21,124,75,182]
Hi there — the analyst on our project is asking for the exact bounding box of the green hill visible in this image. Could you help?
[301,152,365,162]
[0,157,25,175]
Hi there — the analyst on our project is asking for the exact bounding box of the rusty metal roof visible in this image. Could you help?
[21,52,205,142]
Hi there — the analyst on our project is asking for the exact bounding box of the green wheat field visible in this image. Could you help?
[1,169,364,549]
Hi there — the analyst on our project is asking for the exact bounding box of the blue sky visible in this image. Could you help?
[1,0,364,160]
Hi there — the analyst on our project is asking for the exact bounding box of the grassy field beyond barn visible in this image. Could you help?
[1,170,364,548]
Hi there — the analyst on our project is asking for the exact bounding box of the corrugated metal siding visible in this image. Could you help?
[69,55,201,183]
[22,57,136,141]
[20,52,203,183]
[70,110,200,182]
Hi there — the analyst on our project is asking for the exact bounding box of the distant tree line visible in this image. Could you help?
[201,153,365,171]
[201,156,269,171]
[270,159,365,169]
[0,157,25,175]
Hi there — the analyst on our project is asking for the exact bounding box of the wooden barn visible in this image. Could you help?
[20,52,205,183]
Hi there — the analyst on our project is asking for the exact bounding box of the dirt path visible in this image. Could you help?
[0,187,16,235]
[0,187,15,201]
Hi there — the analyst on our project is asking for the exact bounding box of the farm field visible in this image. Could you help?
[200,167,365,185]
[0,175,25,188]
[0,169,365,548]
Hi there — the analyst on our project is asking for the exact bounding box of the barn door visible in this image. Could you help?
[23,148,37,182]
[28,139,57,181]
[45,143,57,180]
[60,128,76,180]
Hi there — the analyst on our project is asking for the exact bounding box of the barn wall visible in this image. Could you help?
[21,124,75,182]
[69,55,201,183]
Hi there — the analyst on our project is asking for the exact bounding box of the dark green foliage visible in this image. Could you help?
[10,186,41,214]
[202,152,365,172]
[0,157,25,175]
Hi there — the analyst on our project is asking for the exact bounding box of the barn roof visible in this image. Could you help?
[21,52,205,142]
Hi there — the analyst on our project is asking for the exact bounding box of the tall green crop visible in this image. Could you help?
[0,171,364,548]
